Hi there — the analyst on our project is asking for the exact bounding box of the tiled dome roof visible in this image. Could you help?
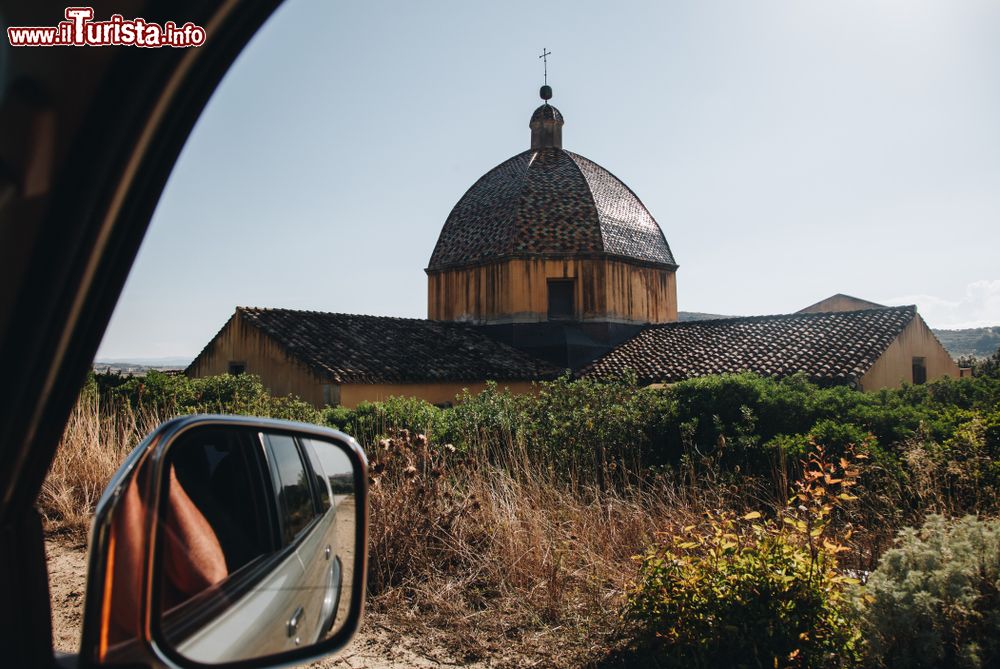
[427,147,676,270]
[530,103,563,123]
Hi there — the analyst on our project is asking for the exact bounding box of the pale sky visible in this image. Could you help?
[98,0,1000,361]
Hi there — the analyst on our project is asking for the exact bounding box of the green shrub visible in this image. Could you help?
[806,420,872,459]
[518,373,656,484]
[110,370,199,411]
[862,515,1000,669]
[623,447,865,668]
[262,395,322,423]
[90,369,1000,516]
[320,405,353,431]
[626,523,859,668]
[984,410,1000,458]
[432,381,523,452]
[107,371,275,415]
[328,396,441,447]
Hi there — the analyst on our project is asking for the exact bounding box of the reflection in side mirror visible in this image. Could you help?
[80,416,368,668]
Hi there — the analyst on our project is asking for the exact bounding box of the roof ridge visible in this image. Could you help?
[559,149,608,255]
[648,305,917,330]
[507,149,541,257]
[428,150,533,269]
[239,306,450,324]
[564,150,677,267]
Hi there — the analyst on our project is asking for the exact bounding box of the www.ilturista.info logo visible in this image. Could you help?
[7,7,206,48]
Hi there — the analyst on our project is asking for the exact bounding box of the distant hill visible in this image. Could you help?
[93,357,189,375]
[96,356,191,367]
[932,327,1000,359]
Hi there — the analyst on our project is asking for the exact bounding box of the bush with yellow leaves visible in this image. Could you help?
[623,445,865,668]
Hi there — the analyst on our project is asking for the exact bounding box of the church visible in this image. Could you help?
[186,86,959,408]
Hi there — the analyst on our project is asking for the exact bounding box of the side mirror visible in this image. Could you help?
[79,415,368,667]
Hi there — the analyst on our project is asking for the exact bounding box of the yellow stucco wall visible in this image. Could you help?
[186,314,332,407]
[859,316,959,391]
[427,257,677,325]
[798,295,885,314]
[339,380,537,408]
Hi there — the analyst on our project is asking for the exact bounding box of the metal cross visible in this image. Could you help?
[539,48,552,85]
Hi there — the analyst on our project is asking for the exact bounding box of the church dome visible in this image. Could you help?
[427,101,676,272]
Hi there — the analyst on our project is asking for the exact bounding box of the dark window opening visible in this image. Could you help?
[228,361,246,375]
[547,279,575,320]
[912,357,927,385]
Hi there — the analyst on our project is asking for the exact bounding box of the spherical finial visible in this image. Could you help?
[540,85,552,101]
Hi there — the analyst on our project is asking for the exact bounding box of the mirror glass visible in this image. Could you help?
[150,427,359,664]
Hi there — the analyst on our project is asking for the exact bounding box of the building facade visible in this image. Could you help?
[187,91,961,406]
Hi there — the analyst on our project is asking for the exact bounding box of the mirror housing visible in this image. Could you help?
[79,415,368,668]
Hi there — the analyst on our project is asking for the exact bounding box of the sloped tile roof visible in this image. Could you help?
[427,147,676,270]
[580,306,918,386]
[223,308,560,385]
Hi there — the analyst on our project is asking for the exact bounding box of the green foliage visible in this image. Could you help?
[862,515,1000,669]
[432,381,523,451]
[977,345,1000,379]
[97,371,321,421]
[320,405,353,430]
[805,420,872,459]
[624,447,865,668]
[93,369,1000,514]
[433,375,662,485]
[517,373,657,483]
[626,527,858,668]
[264,395,322,423]
[318,395,441,446]
[985,410,1000,458]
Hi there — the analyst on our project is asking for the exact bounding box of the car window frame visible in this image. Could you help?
[300,438,334,513]
[156,427,283,647]
[261,432,324,547]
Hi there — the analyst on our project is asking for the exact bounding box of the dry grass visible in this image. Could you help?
[363,430,755,666]
[40,395,757,665]
[42,396,915,666]
[39,391,166,534]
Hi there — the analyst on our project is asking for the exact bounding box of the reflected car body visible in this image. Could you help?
[166,431,348,663]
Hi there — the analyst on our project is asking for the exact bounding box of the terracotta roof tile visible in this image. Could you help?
[580,306,918,386]
[427,148,676,270]
[229,308,560,385]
